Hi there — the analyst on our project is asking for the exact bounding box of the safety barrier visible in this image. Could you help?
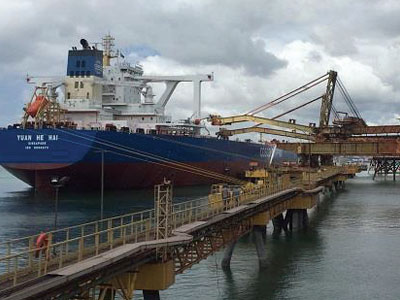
[0,167,346,287]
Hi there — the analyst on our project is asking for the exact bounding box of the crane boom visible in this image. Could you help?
[208,70,400,146]
[217,127,315,141]
[209,114,315,133]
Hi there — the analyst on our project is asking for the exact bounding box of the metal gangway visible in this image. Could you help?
[0,166,357,299]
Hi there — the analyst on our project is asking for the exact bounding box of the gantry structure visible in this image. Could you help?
[208,70,400,167]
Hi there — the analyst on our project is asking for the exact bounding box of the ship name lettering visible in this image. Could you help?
[36,135,44,141]
[17,135,32,141]
[48,135,58,141]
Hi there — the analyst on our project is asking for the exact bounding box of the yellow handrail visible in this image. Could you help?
[0,167,352,287]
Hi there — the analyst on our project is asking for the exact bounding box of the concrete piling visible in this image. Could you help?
[99,287,115,300]
[143,290,160,300]
[253,225,268,268]
[221,241,237,269]
[272,213,287,235]
[286,209,308,231]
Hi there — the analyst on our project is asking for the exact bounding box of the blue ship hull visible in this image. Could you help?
[0,128,297,191]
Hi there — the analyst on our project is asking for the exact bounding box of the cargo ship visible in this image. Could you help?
[0,35,296,191]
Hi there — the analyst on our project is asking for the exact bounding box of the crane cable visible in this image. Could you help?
[271,95,323,120]
[247,72,329,116]
[53,128,247,185]
[137,133,269,164]
[59,136,245,185]
[336,77,362,119]
[57,134,245,185]
[60,129,246,185]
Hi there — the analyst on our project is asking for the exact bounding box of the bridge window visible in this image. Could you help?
[74,81,79,88]
[69,71,74,77]
[80,82,84,88]
[81,60,86,68]
[86,71,90,76]
[86,92,89,99]
[67,92,70,99]
[80,71,85,76]
[76,60,81,68]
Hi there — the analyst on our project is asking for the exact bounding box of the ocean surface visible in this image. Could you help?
[0,167,399,299]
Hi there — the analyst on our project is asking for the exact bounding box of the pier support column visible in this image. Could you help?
[104,289,116,300]
[322,186,327,196]
[337,180,345,190]
[286,209,308,231]
[334,181,339,191]
[97,286,116,300]
[253,225,268,268]
[326,185,333,196]
[272,213,287,236]
[221,241,236,269]
[143,290,160,300]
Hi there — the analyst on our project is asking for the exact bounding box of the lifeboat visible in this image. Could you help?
[27,95,48,117]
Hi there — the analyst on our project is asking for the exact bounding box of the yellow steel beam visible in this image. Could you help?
[135,260,175,291]
[288,194,318,210]
[276,140,400,156]
[209,114,315,133]
[218,126,315,141]
[251,211,270,226]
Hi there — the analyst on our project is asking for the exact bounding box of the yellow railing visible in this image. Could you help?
[0,167,349,287]
[302,166,345,183]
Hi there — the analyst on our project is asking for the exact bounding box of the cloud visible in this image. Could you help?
[0,0,399,132]
[140,39,399,129]
[0,0,286,77]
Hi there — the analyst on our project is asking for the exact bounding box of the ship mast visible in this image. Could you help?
[102,34,116,66]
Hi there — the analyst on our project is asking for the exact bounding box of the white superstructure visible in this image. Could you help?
[59,35,213,134]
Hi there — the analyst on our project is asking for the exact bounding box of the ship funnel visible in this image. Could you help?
[80,39,90,49]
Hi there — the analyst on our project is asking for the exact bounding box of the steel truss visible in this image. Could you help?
[173,220,252,274]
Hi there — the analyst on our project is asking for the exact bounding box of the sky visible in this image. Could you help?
[1,0,399,134]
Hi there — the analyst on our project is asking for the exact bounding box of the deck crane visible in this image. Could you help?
[208,70,400,166]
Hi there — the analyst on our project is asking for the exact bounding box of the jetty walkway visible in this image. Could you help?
[0,165,358,300]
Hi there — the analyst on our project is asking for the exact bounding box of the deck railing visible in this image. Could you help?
[0,167,345,287]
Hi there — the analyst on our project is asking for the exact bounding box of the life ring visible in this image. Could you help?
[35,233,49,258]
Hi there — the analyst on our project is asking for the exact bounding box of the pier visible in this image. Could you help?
[369,156,400,181]
[0,165,358,299]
